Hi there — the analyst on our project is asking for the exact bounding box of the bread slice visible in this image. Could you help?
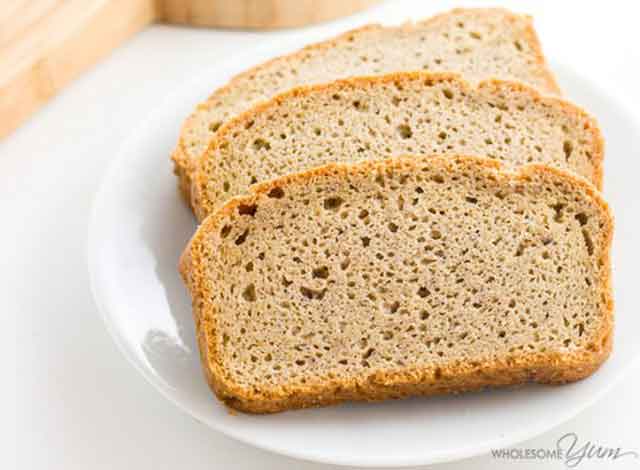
[180,155,614,414]
[173,8,560,203]
[191,72,602,221]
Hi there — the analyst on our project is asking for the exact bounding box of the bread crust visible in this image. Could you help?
[172,8,561,205]
[191,71,604,221]
[180,154,614,414]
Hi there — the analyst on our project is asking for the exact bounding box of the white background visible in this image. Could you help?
[6,1,640,469]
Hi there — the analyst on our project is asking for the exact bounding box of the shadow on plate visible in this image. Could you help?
[140,173,202,389]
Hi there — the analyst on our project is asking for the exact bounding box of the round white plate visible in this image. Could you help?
[88,42,640,467]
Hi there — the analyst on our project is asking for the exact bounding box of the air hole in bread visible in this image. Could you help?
[253,138,271,151]
[235,229,249,245]
[242,284,256,302]
[418,287,430,298]
[300,286,326,300]
[575,212,588,226]
[386,301,400,314]
[397,124,413,139]
[551,203,566,222]
[238,203,257,216]
[323,196,344,211]
[582,229,594,255]
[515,241,529,257]
[353,100,367,111]
[563,141,573,161]
[267,187,285,199]
[312,266,329,279]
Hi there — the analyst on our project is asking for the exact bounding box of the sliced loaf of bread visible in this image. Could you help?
[180,155,613,414]
[192,72,602,221]
[173,8,560,201]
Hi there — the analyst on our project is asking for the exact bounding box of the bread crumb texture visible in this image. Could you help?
[193,73,602,220]
[173,7,559,201]
[181,155,613,413]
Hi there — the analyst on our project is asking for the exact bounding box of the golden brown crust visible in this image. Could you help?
[180,154,614,414]
[172,8,561,206]
[477,78,604,188]
[507,12,561,95]
[191,71,604,221]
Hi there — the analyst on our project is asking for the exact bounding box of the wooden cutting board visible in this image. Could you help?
[0,0,380,139]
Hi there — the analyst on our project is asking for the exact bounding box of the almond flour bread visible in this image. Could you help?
[180,155,614,414]
[173,8,560,202]
[191,72,603,221]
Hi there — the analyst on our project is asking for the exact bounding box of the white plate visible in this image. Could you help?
[88,41,640,467]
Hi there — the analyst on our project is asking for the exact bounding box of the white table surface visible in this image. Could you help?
[7,1,640,469]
